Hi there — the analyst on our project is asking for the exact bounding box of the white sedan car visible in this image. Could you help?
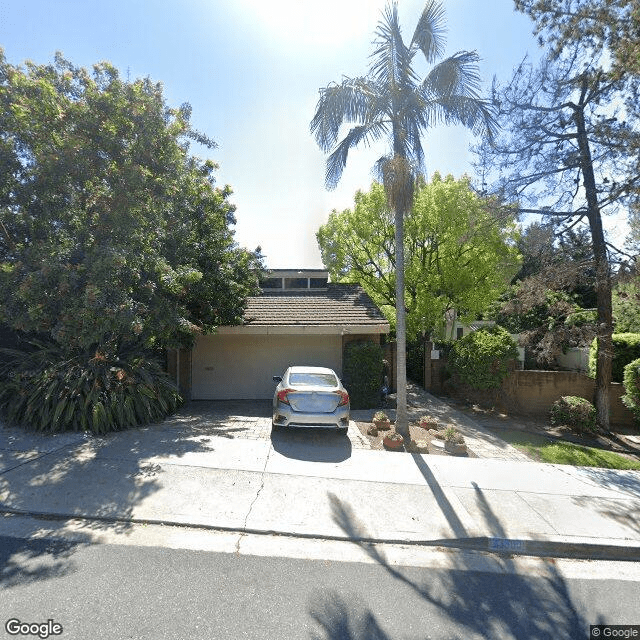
[272,366,350,433]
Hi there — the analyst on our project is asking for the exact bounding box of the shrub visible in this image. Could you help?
[407,337,425,385]
[0,341,182,433]
[588,333,640,383]
[550,396,597,434]
[448,326,518,390]
[342,340,384,409]
[622,358,640,422]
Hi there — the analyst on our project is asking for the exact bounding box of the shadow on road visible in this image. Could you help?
[311,455,602,639]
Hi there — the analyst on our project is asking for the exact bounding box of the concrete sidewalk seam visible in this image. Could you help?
[0,443,76,476]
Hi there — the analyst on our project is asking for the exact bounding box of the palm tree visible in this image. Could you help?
[310,0,497,441]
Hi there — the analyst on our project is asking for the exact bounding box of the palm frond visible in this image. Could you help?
[325,122,389,189]
[422,51,483,101]
[421,51,498,139]
[369,2,417,90]
[410,0,447,63]
[310,76,383,152]
[425,93,498,139]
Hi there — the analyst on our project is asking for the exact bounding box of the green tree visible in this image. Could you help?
[310,1,495,440]
[514,0,640,78]
[0,51,263,356]
[318,174,519,338]
[475,35,640,430]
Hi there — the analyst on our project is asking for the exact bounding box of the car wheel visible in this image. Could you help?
[338,426,348,435]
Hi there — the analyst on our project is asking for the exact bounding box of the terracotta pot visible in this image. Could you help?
[374,420,392,431]
[383,435,404,450]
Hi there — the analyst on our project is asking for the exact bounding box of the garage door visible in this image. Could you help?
[191,333,343,400]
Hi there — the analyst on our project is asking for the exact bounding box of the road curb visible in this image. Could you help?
[2,508,639,563]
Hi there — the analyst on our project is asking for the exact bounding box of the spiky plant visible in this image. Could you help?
[0,341,181,433]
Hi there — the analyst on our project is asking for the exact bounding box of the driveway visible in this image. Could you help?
[170,399,372,450]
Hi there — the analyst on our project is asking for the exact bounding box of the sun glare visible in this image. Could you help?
[233,0,386,47]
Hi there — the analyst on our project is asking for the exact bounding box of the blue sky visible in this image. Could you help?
[1,1,573,268]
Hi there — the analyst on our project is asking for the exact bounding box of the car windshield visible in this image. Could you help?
[289,372,337,388]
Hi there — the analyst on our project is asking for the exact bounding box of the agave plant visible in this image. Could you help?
[0,340,181,433]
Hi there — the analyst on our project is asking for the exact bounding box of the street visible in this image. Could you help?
[1,526,639,640]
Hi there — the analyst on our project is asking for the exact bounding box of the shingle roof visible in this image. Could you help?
[243,284,389,327]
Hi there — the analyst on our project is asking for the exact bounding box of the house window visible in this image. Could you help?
[456,327,464,339]
[260,277,282,289]
[284,277,308,289]
[309,277,328,288]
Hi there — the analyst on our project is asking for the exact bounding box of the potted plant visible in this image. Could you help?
[438,425,468,456]
[418,415,438,430]
[382,428,404,451]
[373,411,392,430]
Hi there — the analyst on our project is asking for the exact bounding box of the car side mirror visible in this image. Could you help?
[273,376,282,383]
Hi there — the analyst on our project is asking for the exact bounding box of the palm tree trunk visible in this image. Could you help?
[394,204,409,442]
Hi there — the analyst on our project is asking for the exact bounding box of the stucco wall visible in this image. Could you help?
[422,346,635,427]
[502,370,633,427]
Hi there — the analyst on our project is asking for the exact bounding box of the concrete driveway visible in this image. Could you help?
[169,399,372,451]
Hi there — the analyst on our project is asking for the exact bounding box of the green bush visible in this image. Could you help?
[448,326,518,390]
[406,337,425,385]
[588,333,640,383]
[622,358,640,422]
[550,396,597,434]
[342,340,384,409]
[0,341,182,433]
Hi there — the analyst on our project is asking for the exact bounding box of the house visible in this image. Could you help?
[168,269,390,400]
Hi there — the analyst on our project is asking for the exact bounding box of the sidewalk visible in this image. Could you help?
[1,393,639,562]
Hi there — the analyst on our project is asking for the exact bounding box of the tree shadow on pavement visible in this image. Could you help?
[309,591,390,640]
[315,467,601,639]
[0,533,84,588]
[0,403,248,588]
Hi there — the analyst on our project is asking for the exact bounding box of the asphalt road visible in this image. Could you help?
[1,533,639,640]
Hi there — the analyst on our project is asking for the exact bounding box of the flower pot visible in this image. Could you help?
[374,420,392,431]
[383,435,404,451]
[407,439,429,453]
[444,441,468,456]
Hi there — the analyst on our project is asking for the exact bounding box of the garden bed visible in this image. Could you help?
[355,420,476,456]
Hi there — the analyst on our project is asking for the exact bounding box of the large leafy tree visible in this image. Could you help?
[310,1,496,439]
[317,174,520,338]
[0,51,263,356]
[475,30,640,429]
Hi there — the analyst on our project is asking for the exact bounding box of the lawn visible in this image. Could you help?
[493,429,640,470]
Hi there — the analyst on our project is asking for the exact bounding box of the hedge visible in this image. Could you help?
[342,340,384,409]
[448,326,518,390]
[622,357,640,422]
[589,333,640,383]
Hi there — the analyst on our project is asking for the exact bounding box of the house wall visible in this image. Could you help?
[166,348,192,398]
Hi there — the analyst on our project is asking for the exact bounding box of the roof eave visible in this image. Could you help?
[214,324,390,335]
